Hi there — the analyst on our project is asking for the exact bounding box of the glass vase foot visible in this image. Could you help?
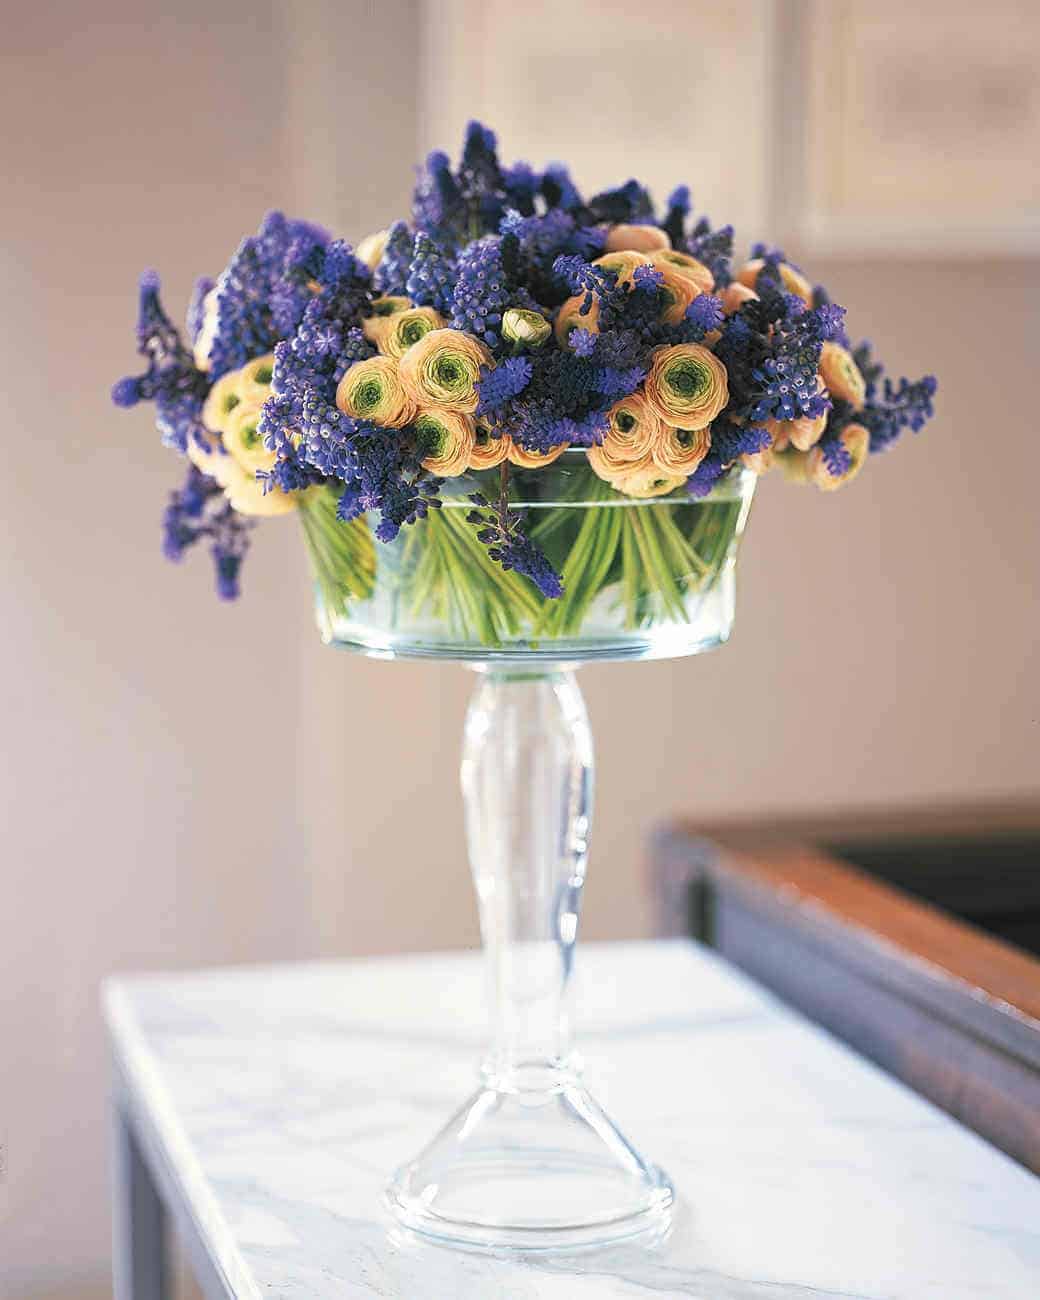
[386,1067,673,1251]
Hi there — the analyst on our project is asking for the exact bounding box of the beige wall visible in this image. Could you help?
[2,3,1038,1298]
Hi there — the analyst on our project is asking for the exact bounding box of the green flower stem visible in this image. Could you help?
[297,487,376,638]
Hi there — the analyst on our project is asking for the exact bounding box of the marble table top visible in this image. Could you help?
[103,941,1040,1299]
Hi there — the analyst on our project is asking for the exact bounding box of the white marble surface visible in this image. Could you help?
[104,941,1040,1299]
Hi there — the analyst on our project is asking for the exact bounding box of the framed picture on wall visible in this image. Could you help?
[801,0,1040,254]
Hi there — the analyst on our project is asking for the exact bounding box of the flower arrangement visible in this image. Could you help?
[113,122,935,646]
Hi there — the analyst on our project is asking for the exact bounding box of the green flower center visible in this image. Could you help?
[254,364,273,385]
[415,415,447,457]
[665,359,709,402]
[221,392,240,416]
[239,420,261,449]
[433,355,465,391]
[399,318,431,347]
[354,378,384,413]
[615,410,636,433]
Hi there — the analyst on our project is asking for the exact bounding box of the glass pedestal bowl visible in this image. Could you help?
[298,457,756,1252]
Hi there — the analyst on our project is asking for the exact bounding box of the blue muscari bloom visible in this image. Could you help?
[687,455,728,498]
[552,254,619,316]
[592,365,644,401]
[407,231,457,314]
[858,361,938,453]
[451,236,509,346]
[502,161,540,216]
[588,178,653,224]
[570,328,597,357]
[338,431,441,542]
[541,164,584,213]
[412,149,462,239]
[467,495,564,599]
[458,120,504,229]
[186,276,214,343]
[207,212,329,379]
[476,357,532,415]
[374,221,413,295]
[687,219,734,286]
[818,430,853,478]
[686,293,725,335]
[161,463,254,599]
[112,269,209,452]
[662,185,690,246]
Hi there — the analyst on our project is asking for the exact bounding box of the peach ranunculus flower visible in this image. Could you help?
[554,295,600,348]
[819,342,867,411]
[652,424,711,477]
[808,422,870,491]
[741,445,775,475]
[592,250,653,288]
[644,343,729,430]
[468,427,511,470]
[414,409,477,478]
[654,262,701,326]
[335,355,417,427]
[614,459,685,499]
[361,295,413,346]
[398,328,491,414]
[356,228,389,271]
[650,249,714,296]
[603,223,670,254]
[720,282,758,315]
[602,392,662,461]
[765,408,828,453]
[587,441,646,486]
[736,257,812,305]
[378,306,446,360]
[508,441,567,469]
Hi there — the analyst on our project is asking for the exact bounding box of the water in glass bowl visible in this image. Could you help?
[297,455,756,664]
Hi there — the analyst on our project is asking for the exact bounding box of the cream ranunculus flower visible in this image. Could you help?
[651,424,711,476]
[808,422,870,491]
[644,343,729,431]
[650,249,714,296]
[414,409,477,478]
[720,282,758,315]
[236,353,275,405]
[508,442,567,469]
[502,307,551,350]
[554,295,600,348]
[397,328,491,414]
[736,257,813,304]
[819,342,867,411]
[378,306,445,360]
[335,355,417,427]
[201,369,243,434]
[362,295,413,346]
[187,426,294,516]
[603,223,670,254]
[468,427,511,470]
[222,402,276,475]
[356,228,389,271]
[592,250,652,288]
[222,457,297,516]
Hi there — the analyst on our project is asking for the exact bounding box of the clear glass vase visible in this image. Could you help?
[299,460,756,1250]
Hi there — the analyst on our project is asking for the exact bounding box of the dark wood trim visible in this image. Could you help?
[649,821,1040,1172]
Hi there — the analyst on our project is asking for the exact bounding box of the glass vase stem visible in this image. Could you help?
[462,670,593,1085]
